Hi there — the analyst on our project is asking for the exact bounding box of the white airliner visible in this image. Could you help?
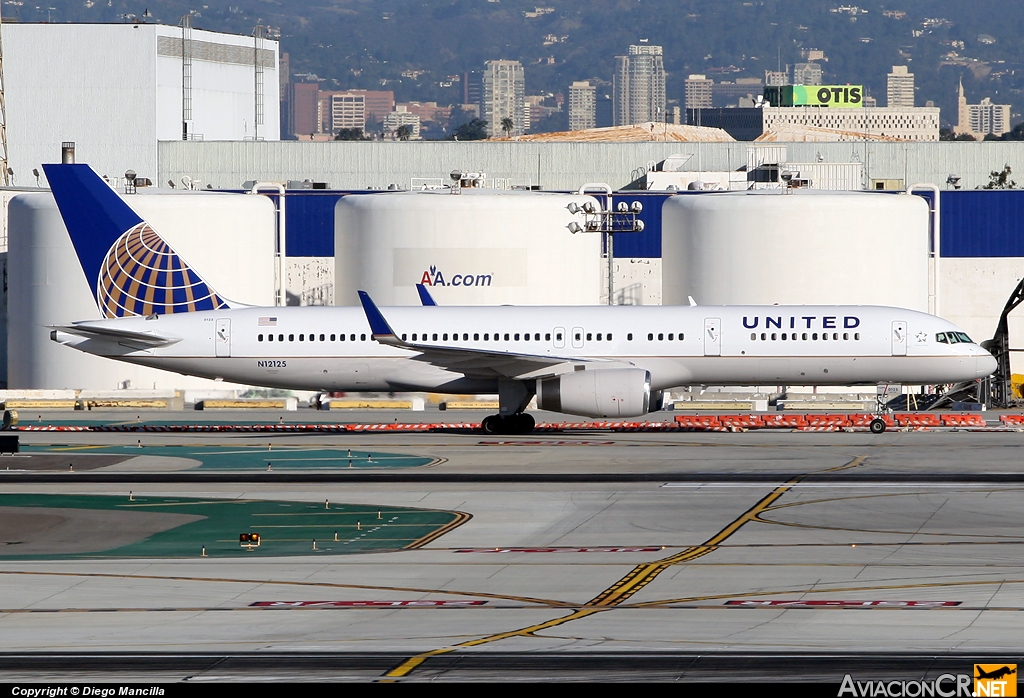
[42,164,996,434]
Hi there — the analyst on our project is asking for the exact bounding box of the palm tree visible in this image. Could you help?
[501,117,514,137]
[396,124,413,141]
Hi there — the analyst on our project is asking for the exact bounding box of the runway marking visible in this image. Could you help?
[382,456,868,679]
[0,570,573,608]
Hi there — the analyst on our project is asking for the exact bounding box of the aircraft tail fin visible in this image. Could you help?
[42,163,233,318]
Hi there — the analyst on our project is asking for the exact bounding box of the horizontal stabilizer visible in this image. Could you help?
[50,323,181,349]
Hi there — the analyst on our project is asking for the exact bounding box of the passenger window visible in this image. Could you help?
[833,333,838,340]
[627,333,633,341]
[802,333,807,340]
[557,333,563,341]
[432,333,438,341]
[781,333,786,340]
[812,333,818,340]
[657,333,663,340]
[330,334,336,341]
[667,333,673,341]
[504,333,510,340]
[771,333,777,341]
[299,334,304,341]
[268,334,274,342]
[463,333,469,341]
[761,333,766,340]
[514,333,520,341]
[258,334,263,342]
[474,333,479,341]
[576,333,582,341]
[289,334,295,342]
[647,333,653,340]
[484,333,489,341]
[586,333,592,341]
[534,333,540,341]
[751,333,756,340]
[596,333,602,341]
[350,334,356,341]
[843,333,848,340]
[607,333,613,341]
[855,333,860,340]
[545,333,551,341]
[339,334,345,341]
[320,334,325,341]
[401,334,407,341]
[279,334,284,342]
[361,334,366,341]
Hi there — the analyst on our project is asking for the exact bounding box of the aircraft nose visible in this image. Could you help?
[977,353,997,378]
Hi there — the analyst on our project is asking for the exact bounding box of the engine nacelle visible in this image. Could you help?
[536,368,651,418]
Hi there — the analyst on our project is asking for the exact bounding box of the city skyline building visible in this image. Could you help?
[481,59,526,136]
[613,44,666,125]
[569,81,596,131]
[684,74,713,110]
[955,80,1010,138]
[792,62,823,86]
[887,66,915,108]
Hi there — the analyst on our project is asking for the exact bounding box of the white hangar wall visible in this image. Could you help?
[334,190,603,307]
[661,190,930,310]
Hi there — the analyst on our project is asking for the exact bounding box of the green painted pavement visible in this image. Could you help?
[22,444,433,470]
[0,493,466,559]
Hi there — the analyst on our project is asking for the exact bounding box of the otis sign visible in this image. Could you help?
[766,85,863,108]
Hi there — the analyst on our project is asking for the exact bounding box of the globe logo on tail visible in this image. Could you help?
[98,222,228,318]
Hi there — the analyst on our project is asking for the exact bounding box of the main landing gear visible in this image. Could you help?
[482,413,536,435]
[480,378,537,435]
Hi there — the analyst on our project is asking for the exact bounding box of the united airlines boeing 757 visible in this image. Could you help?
[42,164,995,434]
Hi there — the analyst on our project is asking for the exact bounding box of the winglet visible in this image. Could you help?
[357,291,397,339]
[416,283,438,306]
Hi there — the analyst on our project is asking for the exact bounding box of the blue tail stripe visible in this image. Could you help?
[41,164,144,294]
[416,283,438,306]
[357,291,395,336]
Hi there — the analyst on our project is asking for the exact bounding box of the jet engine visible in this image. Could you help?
[536,368,651,418]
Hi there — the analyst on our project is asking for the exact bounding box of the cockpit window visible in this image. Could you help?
[937,332,974,345]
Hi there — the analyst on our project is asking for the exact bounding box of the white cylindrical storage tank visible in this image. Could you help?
[335,190,602,306]
[8,190,276,389]
[662,190,929,309]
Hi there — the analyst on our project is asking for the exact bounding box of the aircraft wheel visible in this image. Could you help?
[869,418,887,434]
[515,413,536,434]
[481,415,500,434]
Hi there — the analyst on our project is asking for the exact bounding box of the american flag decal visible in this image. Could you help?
[258,317,278,326]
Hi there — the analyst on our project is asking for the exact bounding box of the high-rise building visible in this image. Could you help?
[613,44,666,125]
[290,82,320,137]
[330,93,366,133]
[887,66,915,108]
[765,69,789,87]
[481,60,525,136]
[956,80,1010,138]
[463,70,482,107]
[568,81,596,131]
[684,74,713,110]
[383,106,421,139]
[792,63,823,85]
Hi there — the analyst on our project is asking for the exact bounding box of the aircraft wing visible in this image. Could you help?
[50,323,182,349]
[357,291,596,380]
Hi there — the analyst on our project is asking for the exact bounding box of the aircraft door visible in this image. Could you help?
[891,321,907,356]
[704,317,721,356]
[215,318,231,357]
[571,327,584,349]
[553,327,565,349]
